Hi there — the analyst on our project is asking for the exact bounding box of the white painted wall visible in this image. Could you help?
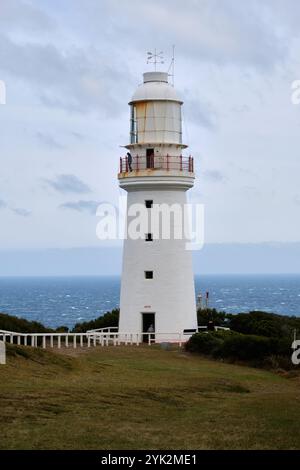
[118,188,197,340]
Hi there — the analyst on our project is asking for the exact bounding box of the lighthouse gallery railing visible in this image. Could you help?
[119,155,194,173]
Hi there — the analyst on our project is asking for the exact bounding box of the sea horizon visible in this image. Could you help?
[0,273,299,329]
[0,272,299,278]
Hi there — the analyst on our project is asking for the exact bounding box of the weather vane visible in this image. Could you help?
[147,49,164,71]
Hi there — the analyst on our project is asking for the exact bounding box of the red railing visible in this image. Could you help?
[119,155,194,173]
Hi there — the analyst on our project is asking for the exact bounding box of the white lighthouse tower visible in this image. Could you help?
[118,68,197,342]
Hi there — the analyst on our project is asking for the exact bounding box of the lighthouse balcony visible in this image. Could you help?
[119,155,194,175]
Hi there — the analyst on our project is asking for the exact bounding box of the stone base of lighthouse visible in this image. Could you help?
[118,174,198,343]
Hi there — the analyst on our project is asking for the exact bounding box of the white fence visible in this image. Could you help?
[0,330,92,349]
[0,325,229,350]
[87,326,118,334]
[0,329,186,349]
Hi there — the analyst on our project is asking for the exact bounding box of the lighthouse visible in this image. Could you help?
[118,69,197,342]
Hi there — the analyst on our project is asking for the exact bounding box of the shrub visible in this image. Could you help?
[72,308,119,333]
[55,326,69,333]
[197,308,227,327]
[221,334,276,361]
[263,355,296,371]
[185,331,227,356]
[0,310,120,335]
[228,311,300,339]
[185,330,295,367]
[0,312,52,333]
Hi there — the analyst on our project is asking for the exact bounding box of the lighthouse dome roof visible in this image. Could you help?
[129,71,182,104]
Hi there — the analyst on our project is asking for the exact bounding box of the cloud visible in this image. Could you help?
[0,32,133,115]
[99,0,288,70]
[11,208,31,217]
[184,94,218,130]
[37,132,65,150]
[231,105,251,114]
[0,0,288,121]
[0,200,31,216]
[0,0,55,34]
[294,196,300,206]
[0,0,299,251]
[0,0,291,129]
[203,170,226,182]
[59,200,100,215]
[70,131,85,140]
[0,199,31,217]
[45,174,92,194]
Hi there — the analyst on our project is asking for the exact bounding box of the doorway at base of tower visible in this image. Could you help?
[142,312,155,343]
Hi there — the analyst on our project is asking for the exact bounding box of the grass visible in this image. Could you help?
[1,343,300,450]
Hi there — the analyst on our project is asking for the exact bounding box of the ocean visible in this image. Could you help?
[0,274,299,329]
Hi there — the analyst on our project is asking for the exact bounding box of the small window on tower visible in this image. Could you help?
[145,233,153,242]
[145,271,153,279]
[145,200,153,209]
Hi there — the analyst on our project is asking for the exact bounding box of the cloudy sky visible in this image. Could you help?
[0,0,300,253]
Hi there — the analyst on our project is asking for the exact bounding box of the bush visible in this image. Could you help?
[197,308,227,327]
[228,311,300,339]
[185,331,231,356]
[0,312,52,333]
[72,309,119,333]
[221,334,277,361]
[185,330,295,367]
[55,326,69,333]
[0,310,120,335]
[263,355,296,371]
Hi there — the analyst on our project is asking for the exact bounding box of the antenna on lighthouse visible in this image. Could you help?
[147,49,164,71]
[167,45,175,87]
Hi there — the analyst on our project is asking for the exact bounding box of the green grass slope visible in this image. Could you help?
[0,344,300,450]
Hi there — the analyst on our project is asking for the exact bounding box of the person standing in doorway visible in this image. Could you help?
[147,323,155,342]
